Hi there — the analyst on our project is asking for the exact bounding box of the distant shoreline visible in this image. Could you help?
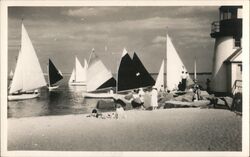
[46,72,213,76]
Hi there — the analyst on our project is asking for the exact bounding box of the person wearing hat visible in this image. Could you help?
[151,86,158,110]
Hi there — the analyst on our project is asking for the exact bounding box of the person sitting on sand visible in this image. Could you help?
[90,108,102,118]
[151,86,158,110]
[115,104,126,119]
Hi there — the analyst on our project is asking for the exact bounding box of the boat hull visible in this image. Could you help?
[82,92,114,99]
[68,82,86,86]
[8,93,39,101]
[48,85,59,91]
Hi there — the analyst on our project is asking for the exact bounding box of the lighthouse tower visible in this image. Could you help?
[210,6,242,94]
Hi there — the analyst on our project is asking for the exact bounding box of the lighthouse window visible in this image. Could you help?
[221,11,232,20]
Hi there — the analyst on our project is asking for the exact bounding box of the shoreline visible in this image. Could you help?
[8,108,242,151]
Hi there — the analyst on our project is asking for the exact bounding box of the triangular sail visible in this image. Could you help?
[132,52,155,88]
[87,51,116,92]
[117,48,139,92]
[9,24,46,94]
[75,57,87,82]
[166,34,192,90]
[9,50,23,93]
[154,60,164,91]
[69,69,75,83]
[48,59,63,86]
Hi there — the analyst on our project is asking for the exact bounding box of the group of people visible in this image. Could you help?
[130,87,158,110]
[88,103,127,120]
[88,68,213,119]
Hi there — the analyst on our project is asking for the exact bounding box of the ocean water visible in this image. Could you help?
[7,76,115,118]
[8,74,211,118]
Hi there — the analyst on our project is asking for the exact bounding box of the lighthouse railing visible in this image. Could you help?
[211,21,220,34]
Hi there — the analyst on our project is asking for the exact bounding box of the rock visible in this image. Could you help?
[173,92,194,102]
[222,96,233,109]
[200,91,210,97]
[158,93,174,103]
[231,93,242,112]
[96,100,116,110]
[216,98,226,105]
[164,102,176,109]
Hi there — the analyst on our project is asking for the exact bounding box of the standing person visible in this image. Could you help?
[115,104,126,119]
[138,88,145,97]
[180,71,187,91]
[151,87,158,110]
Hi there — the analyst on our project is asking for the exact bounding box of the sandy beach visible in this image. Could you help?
[8,108,241,151]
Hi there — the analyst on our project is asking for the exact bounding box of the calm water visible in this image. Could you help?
[8,74,211,118]
[7,76,115,118]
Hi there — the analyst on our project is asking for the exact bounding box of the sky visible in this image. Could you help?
[8,6,219,74]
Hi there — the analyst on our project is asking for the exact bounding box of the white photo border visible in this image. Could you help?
[1,1,249,157]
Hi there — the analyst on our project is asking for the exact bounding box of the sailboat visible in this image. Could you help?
[117,49,155,92]
[8,23,47,101]
[68,56,87,86]
[165,34,193,91]
[154,60,164,91]
[82,49,116,98]
[47,59,63,90]
[113,48,155,104]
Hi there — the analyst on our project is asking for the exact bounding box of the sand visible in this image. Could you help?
[8,108,242,151]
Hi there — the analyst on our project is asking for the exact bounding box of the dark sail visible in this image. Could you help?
[97,77,116,90]
[132,52,155,88]
[117,50,139,92]
[49,59,63,86]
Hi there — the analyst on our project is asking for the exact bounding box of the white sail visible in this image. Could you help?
[69,69,75,83]
[9,24,46,94]
[154,60,164,91]
[166,34,192,90]
[9,50,23,93]
[87,51,114,92]
[75,57,87,82]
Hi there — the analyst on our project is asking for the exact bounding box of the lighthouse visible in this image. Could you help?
[210,6,242,95]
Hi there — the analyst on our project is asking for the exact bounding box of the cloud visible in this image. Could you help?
[64,7,120,17]
[152,36,166,44]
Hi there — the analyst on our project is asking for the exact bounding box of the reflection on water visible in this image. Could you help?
[8,74,211,118]
[7,76,114,118]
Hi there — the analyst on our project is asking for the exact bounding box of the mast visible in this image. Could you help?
[116,57,118,94]
[47,64,50,87]
[194,57,197,81]
[88,48,94,65]
[165,29,168,90]
[74,56,77,82]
